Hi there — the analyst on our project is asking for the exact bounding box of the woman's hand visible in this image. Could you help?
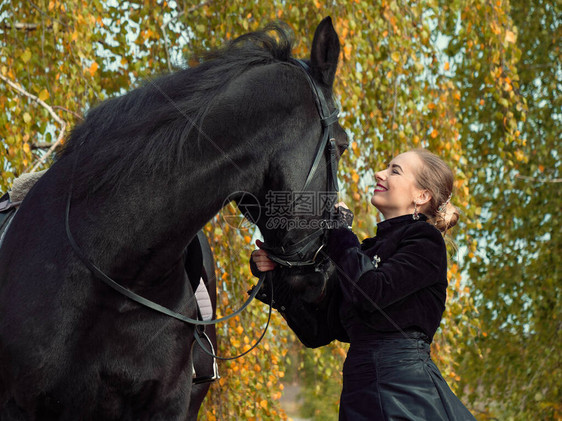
[335,201,354,228]
[251,239,277,272]
[335,201,349,210]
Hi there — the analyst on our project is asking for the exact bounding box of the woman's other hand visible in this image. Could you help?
[251,239,277,272]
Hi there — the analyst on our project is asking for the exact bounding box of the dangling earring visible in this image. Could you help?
[413,202,419,220]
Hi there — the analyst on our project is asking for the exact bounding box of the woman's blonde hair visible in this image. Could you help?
[411,149,460,233]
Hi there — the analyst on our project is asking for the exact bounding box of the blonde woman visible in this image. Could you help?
[251,149,476,420]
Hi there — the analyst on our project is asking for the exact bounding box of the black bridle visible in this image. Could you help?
[65,59,341,360]
[257,59,341,269]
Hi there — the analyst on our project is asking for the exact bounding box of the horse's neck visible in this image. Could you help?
[71,155,253,283]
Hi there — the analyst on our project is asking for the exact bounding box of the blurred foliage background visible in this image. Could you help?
[1,0,559,420]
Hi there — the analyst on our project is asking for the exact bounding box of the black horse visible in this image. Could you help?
[0,17,346,420]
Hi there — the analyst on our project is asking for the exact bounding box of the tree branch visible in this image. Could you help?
[1,22,46,31]
[171,0,213,26]
[0,74,67,173]
[52,105,84,121]
[158,0,212,71]
[515,174,562,183]
[159,23,173,73]
[31,142,52,150]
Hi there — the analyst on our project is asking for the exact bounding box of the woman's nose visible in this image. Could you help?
[375,170,386,181]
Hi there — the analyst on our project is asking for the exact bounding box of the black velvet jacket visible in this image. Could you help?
[334,214,447,342]
[250,214,448,347]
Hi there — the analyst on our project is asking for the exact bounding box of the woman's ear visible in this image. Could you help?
[415,190,432,207]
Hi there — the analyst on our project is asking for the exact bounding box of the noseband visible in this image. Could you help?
[258,59,341,269]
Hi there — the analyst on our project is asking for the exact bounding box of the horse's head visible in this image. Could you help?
[236,17,348,301]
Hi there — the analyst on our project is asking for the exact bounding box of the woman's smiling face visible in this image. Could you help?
[371,151,428,219]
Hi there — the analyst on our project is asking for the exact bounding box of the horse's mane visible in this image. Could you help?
[59,22,295,193]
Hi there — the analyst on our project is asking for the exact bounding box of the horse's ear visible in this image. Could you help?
[310,16,340,87]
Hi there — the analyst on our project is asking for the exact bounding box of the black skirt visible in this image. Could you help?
[339,332,476,421]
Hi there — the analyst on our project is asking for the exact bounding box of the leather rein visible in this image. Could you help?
[65,59,340,360]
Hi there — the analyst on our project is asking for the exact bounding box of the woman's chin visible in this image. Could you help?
[370,196,383,211]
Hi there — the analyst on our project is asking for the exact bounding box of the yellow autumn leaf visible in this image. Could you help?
[259,400,268,409]
[352,172,359,183]
[38,89,49,102]
[23,143,31,154]
[505,30,516,44]
[391,51,400,62]
[444,62,450,71]
[23,113,31,123]
[514,149,525,162]
[430,129,438,138]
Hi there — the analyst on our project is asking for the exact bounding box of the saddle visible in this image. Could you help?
[0,171,47,246]
[0,193,17,246]
[0,172,218,384]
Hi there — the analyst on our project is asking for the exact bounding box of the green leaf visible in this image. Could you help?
[21,49,31,63]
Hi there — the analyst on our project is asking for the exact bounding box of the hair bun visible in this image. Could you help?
[434,202,459,232]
